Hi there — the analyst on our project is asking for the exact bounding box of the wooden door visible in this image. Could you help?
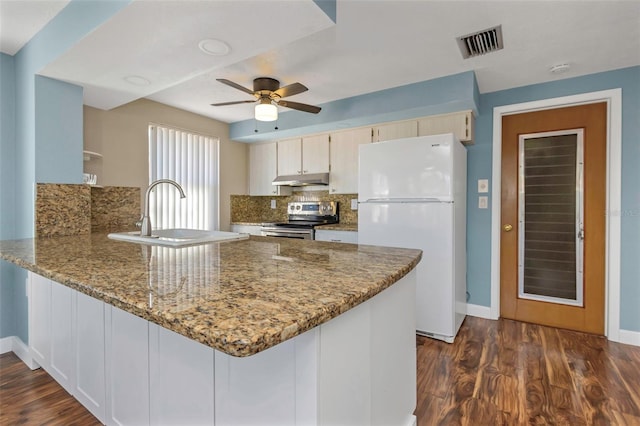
[500,102,606,334]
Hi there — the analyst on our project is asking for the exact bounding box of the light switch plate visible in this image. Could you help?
[351,198,358,210]
[478,179,489,193]
[270,199,276,209]
[478,196,488,209]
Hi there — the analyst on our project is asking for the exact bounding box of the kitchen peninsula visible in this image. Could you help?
[0,233,421,426]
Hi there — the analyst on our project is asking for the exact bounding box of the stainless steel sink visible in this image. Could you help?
[108,229,249,247]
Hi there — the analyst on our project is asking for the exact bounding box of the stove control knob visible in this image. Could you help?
[296,205,301,210]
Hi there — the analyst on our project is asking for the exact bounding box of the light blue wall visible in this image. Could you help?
[0,54,17,338]
[1,0,131,341]
[35,76,83,182]
[230,71,479,142]
[473,66,640,332]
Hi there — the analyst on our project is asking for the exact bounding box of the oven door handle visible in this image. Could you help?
[261,229,313,239]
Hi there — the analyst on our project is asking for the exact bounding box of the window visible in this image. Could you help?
[148,124,219,230]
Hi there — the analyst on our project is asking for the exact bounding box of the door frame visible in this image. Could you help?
[489,89,622,341]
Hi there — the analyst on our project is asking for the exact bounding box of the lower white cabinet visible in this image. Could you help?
[27,270,417,426]
[29,273,51,368]
[149,324,214,425]
[106,306,149,426]
[75,290,107,423]
[231,224,262,236]
[315,230,358,244]
[49,281,75,393]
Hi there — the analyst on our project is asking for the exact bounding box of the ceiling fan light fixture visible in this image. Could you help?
[255,99,278,122]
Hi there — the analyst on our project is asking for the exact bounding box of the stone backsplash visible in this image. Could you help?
[36,183,140,237]
[91,186,140,233]
[230,191,358,225]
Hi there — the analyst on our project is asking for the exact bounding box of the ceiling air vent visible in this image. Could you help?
[457,25,504,59]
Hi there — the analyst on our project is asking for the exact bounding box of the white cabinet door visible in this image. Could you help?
[302,134,330,174]
[417,110,474,143]
[106,306,150,426]
[75,291,107,423]
[329,128,371,194]
[249,142,291,196]
[231,224,262,236]
[29,273,51,368]
[277,138,302,176]
[149,324,214,425]
[315,230,358,244]
[215,340,297,425]
[374,121,417,142]
[250,142,277,195]
[49,280,75,393]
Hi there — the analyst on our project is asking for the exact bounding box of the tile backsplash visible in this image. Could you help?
[36,183,140,237]
[231,191,358,225]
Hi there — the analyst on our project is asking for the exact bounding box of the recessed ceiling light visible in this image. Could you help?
[124,75,151,86]
[198,39,231,56]
[549,63,571,74]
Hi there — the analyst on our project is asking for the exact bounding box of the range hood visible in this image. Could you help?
[272,172,329,187]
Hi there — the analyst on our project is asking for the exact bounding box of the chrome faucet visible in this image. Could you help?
[139,179,186,236]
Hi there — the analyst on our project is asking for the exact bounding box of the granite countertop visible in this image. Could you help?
[0,234,420,357]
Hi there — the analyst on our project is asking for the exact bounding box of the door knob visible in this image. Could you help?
[503,224,513,232]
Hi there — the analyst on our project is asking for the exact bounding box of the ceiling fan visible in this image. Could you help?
[211,77,321,121]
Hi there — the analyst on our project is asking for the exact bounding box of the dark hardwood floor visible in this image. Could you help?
[0,352,100,425]
[416,316,640,425]
[1,316,639,425]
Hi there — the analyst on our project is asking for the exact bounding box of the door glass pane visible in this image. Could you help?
[518,130,584,306]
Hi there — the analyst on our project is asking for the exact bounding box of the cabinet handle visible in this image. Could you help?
[297,170,302,174]
[272,190,276,194]
[303,170,308,173]
[331,188,336,192]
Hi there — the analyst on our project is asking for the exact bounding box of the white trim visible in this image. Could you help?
[490,89,622,339]
[466,303,492,319]
[0,336,39,369]
[618,330,640,347]
[0,336,12,354]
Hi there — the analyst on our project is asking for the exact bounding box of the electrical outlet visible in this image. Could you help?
[478,196,488,209]
[351,198,358,210]
[478,179,489,193]
[270,199,276,209]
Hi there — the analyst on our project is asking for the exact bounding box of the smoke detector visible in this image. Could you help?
[457,25,504,59]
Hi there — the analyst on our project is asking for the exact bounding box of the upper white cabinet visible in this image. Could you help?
[418,110,474,143]
[249,142,291,196]
[277,135,330,176]
[329,128,372,194]
[373,121,417,142]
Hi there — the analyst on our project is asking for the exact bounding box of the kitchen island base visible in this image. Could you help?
[28,269,417,425]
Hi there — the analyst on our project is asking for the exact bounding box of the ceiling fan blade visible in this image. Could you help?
[216,79,255,96]
[277,100,321,114]
[274,82,308,98]
[211,100,256,106]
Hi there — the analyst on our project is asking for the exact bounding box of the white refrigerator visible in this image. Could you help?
[358,133,467,343]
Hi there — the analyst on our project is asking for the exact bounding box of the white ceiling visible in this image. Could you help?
[3,1,640,124]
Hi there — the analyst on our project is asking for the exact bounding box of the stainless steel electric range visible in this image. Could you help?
[260,201,339,240]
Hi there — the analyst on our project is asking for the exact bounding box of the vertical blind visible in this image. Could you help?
[148,124,219,231]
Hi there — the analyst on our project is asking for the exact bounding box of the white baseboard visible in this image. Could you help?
[466,303,492,319]
[0,336,12,354]
[618,329,640,347]
[0,336,39,369]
